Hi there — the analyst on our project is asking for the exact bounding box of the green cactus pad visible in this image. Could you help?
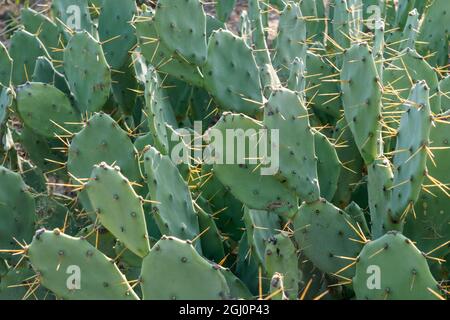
[0,262,50,300]
[345,201,370,236]
[293,199,364,278]
[9,29,50,86]
[140,236,230,300]
[113,240,143,268]
[27,229,139,300]
[243,207,281,266]
[264,88,321,202]
[372,19,385,79]
[154,0,207,66]
[367,156,400,238]
[204,30,263,117]
[260,63,282,98]
[20,159,47,194]
[0,0,447,302]
[264,232,300,299]
[68,112,140,181]
[216,0,236,22]
[300,0,325,43]
[397,9,420,52]
[64,31,112,113]
[384,0,396,27]
[35,195,75,234]
[85,163,150,258]
[134,10,204,87]
[134,132,154,155]
[0,166,36,261]
[417,0,449,67]
[98,0,137,70]
[31,56,70,95]
[331,0,351,52]
[353,231,441,300]
[314,130,341,201]
[383,48,441,114]
[143,146,201,251]
[206,14,226,37]
[143,67,177,155]
[390,81,432,222]
[76,224,117,259]
[17,126,66,175]
[287,57,306,95]
[0,42,12,87]
[196,198,225,263]
[273,1,307,78]
[0,258,7,277]
[395,0,416,30]
[235,232,268,295]
[164,77,192,123]
[247,0,271,68]
[111,56,138,116]
[17,82,80,138]
[403,111,450,258]
[206,112,298,217]
[341,43,382,165]
[198,164,244,242]
[21,8,62,63]
[440,75,450,111]
[218,266,253,299]
[0,88,13,143]
[348,0,363,37]
[331,118,364,208]
[51,0,94,37]
[304,51,341,120]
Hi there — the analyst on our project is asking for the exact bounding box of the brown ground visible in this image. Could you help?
[0,0,49,42]
[205,0,279,40]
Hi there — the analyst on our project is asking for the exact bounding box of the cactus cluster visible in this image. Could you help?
[0,0,449,300]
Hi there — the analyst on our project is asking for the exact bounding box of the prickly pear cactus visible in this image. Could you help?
[67,113,141,182]
[27,229,139,300]
[263,88,320,202]
[51,0,94,36]
[9,29,50,86]
[0,166,36,262]
[0,42,12,87]
[264,232,300,299]
[389,81,433,224]
[21,7,62,63]
[17,82,80,138]
[64,31,111,113]
[206,112,298,217]
[341,43,382,165]
[273,1,307,78]
[98,0,138,70]
[294,199,365,278]
[85,163,150,258]
[154,0,207,66]
[204,30,263,116]
[140,236,229,300]
[143,146,201,252]
[353,232,442,300]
